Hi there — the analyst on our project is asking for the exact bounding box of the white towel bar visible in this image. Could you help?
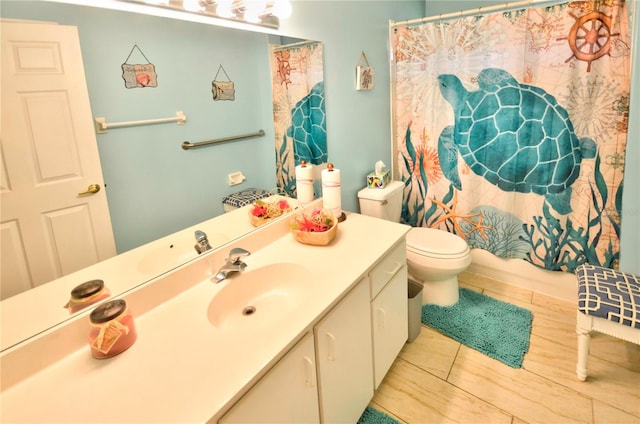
[94,111,186,133]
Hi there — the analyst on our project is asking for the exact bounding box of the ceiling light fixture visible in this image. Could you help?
[139,0,291,28]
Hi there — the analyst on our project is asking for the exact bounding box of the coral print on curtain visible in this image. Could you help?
[391,1,631,272]
[270,41,326,198]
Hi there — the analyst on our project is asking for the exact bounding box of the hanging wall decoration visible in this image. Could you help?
[356,51,374,91]
[212,65,235,101]
[121,44,158,89]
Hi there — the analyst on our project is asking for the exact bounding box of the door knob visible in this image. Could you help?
[78,184,101,195]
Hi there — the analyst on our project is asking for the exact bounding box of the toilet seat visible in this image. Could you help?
[406,227,470,259]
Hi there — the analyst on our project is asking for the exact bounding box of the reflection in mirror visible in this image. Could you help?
[1,19,117,301]
[0,1,323,352]
[1,197,299,351]
[269,40,327,198]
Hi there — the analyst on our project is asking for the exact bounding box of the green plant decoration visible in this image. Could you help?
[520,154,621,272]
[275,133,296,198]
[400,123,430,227]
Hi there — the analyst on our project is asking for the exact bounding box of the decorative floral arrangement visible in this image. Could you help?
[290,208,338,246]
[249,199,291,226]
[290,208,334,232]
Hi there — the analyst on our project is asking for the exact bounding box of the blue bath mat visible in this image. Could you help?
[357,406,399,424]
[422,288,533,368]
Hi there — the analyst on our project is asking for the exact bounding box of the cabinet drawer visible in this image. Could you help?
[369,240,406,299]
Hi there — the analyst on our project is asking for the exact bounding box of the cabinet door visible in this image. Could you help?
[315,279,373,424]
[372,266,408,388]
[219,332,319,424]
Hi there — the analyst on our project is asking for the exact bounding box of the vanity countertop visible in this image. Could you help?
[0,211,410,423]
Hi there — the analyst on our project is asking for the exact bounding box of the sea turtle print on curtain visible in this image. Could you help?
[392,1,631,273]
[437,68,597,216]
[287,81,327,166]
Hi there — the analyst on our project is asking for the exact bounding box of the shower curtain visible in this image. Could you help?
[391,1,631,272]
[270,41,326,198]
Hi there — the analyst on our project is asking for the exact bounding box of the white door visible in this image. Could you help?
[1,21,116,299]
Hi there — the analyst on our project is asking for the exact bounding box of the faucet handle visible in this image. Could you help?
[195,230,207,242]
[228,247,250,264]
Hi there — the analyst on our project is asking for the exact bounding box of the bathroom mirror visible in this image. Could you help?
[0,0,323,351]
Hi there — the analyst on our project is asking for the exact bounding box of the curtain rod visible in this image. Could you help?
[271,39,319,52]
[390,0,564,28]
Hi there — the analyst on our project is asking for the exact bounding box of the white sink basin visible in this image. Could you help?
[137,232,230,275]
[207,263,312,331]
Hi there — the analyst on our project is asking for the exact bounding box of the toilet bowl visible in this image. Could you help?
[406,227,471,306]
[357,180,471,306]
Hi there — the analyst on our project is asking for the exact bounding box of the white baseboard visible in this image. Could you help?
[467,249,576,302]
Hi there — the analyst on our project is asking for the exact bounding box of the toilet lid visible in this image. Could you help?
[406,228,469,256]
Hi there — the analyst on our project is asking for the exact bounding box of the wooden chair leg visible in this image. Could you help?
[576,326,590,381]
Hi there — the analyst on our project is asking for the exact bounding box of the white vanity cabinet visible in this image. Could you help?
[219,332,320,424]
[0,211,412,424]
[216,241,408,424]
[315,278,373,423]
[220,280,373,424]
[369,241,408,388]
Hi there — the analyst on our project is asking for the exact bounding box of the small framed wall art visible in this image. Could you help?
[121,44,158,89]
[356,51,374,91]
[212,65,235,101]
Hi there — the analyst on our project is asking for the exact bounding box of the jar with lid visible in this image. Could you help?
[88,299,137,359]
[64,279,111,314]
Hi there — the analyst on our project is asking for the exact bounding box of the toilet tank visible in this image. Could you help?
[357,180,404,222]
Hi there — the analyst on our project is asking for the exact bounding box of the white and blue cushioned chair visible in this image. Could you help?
[575,264,640,381]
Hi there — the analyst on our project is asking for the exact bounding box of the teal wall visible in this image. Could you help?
[3,0,638,274]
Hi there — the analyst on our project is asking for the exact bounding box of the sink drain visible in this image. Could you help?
[242,306,256,316]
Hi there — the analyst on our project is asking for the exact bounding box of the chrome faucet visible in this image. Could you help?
[212,247,251,283]
[194,230,212,254]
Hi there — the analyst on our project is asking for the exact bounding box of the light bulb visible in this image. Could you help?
[182,0,205,12]
[215,0,235,17]
[244,0,267,22]
[243,11,260,22]
[271,0,291,19]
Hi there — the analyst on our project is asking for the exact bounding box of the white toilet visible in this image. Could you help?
[357,180,471,306]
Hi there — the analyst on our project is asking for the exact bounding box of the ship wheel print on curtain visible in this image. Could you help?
[557,10,622,72]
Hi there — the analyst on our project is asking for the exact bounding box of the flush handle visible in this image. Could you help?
[78,184,101,195]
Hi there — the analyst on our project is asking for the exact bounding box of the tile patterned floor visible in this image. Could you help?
[369,272,640,424]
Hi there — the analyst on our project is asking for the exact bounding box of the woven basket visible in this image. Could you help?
[291,217,338,246]
[248,207,291,227]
